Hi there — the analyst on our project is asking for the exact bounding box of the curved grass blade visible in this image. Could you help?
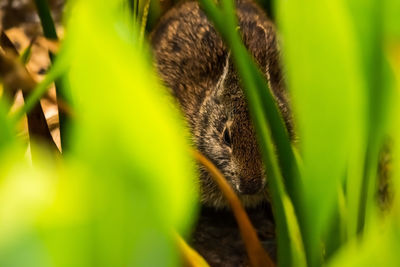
[193,150,275,267]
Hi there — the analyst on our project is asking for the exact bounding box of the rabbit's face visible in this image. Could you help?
[194,57,267,208]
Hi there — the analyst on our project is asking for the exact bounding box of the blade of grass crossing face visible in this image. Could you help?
[201,0,302,213]
[254,111,306,267]
[231,46,306,266]
[220,2,305,265]
[220,0,303,214]
[199,0,306,265]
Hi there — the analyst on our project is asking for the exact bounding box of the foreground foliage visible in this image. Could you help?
[0,0,400,266]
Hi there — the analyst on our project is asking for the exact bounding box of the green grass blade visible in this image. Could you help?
[199,0,305,265]
[326,222,400,267]
[11,51,68,122]
[276,0,368,265]
[33,0,58,39]
[139,0,151,45]
[20,38,35,65]
[346,0,394,237]
[200,0,301,210]
[256,111,306,267]
[63,0,198,263]
[0,100,15,154]
[0,0,199,266]
[33,0,71,151]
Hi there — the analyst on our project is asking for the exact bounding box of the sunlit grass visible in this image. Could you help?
[1,0,198,266]
[0,0,399,266]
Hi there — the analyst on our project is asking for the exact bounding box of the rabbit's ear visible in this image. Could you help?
[213,53,243,102]
[213,52,232,98]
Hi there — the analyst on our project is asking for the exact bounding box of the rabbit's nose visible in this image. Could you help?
[237,176,263,195]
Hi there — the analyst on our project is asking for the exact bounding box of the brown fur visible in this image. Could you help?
[151,0,292,208]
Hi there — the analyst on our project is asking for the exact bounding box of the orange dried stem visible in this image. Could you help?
[192,150,275,267]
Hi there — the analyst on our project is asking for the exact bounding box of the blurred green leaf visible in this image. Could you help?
[64,0,198,265]
[65,0,197,234]
[0,100,15,153]
[346,0,396,238]
[384,0,400,40]
[1,0,399,266]
[277,0,367,265]
[327,218,400,267]
[1,0,198,266]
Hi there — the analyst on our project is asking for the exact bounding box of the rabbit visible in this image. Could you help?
[150,0,293,208]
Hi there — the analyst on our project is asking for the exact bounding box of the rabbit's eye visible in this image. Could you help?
[223,127,232,147]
